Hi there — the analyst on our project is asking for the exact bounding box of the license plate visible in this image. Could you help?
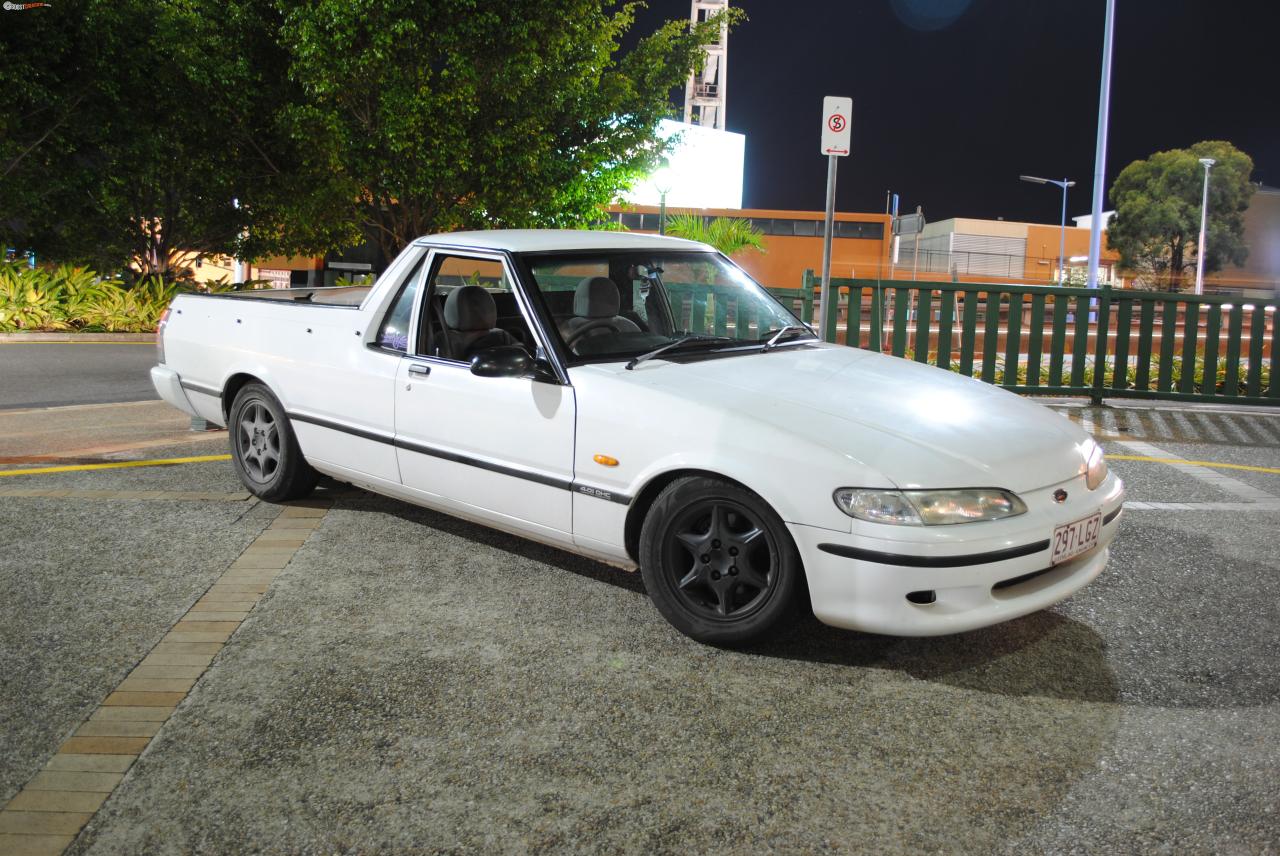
[1051,512,1102,565]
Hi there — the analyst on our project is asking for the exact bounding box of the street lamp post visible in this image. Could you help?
[1194,157,1215,295]
[1020,175,1076,284]
[653,167,672,236]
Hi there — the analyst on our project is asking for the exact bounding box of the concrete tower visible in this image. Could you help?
[682,1,729,130]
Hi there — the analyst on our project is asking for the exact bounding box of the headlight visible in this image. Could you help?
[1085,442,1108,490]
[833,488,1027,526]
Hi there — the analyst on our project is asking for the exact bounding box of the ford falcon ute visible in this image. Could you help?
[151,230,1124,644]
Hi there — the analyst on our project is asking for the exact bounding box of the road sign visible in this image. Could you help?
[820,96,851,156]
[893,212,925,236]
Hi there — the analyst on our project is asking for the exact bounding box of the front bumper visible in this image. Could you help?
[791,473,1124,636]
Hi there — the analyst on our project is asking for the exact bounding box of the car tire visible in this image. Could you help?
[228,383,318,502]
[639,476,801,645]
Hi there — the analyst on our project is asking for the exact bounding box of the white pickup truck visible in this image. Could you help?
[152,229,1123,644]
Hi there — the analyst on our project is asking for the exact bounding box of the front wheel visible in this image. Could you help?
[228,383,318,502]
[639,476,801,645]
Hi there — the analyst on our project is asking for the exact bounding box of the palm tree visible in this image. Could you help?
[664,214,766,257]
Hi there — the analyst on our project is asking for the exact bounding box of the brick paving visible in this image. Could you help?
[0,502,332,856]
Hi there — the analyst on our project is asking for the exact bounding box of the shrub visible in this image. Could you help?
[1,263,208,333]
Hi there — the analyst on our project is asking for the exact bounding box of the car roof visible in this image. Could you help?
[413,228,714,254]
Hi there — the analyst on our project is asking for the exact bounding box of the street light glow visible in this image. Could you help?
[1020,175,1076,284]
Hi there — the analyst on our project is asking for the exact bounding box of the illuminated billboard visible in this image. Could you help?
[623,119,745,210]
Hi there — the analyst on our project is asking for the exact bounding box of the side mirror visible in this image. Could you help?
[470,344,532,378]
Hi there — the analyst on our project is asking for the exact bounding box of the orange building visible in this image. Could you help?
[604,205,1131,291]
[605,204,891,290]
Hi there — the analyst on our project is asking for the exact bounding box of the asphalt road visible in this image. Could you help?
[0,343,159,410]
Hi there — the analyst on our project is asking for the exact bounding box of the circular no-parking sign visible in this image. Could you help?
[820,95,852,156]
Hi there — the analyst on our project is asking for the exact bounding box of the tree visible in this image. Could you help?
[1107,141,1255,291]
[277,0,739,261]
[0,1,357,279]
[664,213,766,257]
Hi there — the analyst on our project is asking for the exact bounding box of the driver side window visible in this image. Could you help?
[419,255,535,362]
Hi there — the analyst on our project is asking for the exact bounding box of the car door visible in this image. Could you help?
[393,249,576,537]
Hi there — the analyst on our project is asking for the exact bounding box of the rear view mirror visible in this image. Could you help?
[470,345,531,378]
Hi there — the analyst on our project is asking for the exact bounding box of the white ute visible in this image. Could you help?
[152,230,1124,643]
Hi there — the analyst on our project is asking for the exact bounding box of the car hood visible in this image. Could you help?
[586,343,1091,494]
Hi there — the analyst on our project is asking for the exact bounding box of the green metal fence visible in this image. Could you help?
[801,271,1277,406]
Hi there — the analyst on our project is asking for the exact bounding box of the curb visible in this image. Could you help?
[0,332,155,343]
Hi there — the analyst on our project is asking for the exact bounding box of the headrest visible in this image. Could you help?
[444,285,497,332]
[574,277,621,319]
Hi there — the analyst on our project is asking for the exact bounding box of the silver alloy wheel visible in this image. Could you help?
[237,401,281,483]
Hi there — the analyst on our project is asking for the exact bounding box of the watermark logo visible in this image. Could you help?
[3,2,52,9]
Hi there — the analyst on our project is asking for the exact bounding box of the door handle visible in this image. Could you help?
[407,363,431,377]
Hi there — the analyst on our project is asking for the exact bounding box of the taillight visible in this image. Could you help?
[156,306,171,364]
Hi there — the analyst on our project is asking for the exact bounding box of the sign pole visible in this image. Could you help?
[818,96,851,343]
[911,205,922,281]
[820,154,838,342]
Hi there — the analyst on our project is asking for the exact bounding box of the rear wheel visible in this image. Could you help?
[228,383,318,502]
[639,476,800,645]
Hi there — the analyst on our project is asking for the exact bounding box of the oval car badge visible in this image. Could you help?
[1053,488,1069,503]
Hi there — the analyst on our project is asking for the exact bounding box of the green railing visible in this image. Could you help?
[804,271,1277,406]
[662,282,817,341]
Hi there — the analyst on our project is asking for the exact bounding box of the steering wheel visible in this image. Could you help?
[564,318,622,348]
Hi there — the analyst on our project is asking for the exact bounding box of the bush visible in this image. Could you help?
[0,263,255,333]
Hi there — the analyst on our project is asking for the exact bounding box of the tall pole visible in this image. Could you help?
[1058,179,1069,284]
[659,190,668,236]
[1086,0,1116,290]
[911,205,922,281]
[1194,158,1215,295]
[232,197,244,284]
[820,154,838,341]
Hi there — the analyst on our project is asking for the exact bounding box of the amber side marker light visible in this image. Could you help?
[593,454,619,467]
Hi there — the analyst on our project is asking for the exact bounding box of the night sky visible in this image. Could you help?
[629,0,1280,223]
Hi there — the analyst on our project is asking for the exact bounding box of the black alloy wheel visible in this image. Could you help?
[640,476,800,644]
[228,383,318,502]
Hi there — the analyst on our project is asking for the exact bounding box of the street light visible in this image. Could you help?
[1020,175,1077,284]
[652,167,673,236]
[1194,157,1216,295]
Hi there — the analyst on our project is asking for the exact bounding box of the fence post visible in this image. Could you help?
[801,269,816,327]
[1090,283,1112,405]
[870,281,884,352]
[821,277,838,343]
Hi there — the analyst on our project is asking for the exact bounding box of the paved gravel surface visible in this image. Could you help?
[0,343,159,409]
[64,464,1279,855]
[1,403,1275,854]
[0,493,272,805]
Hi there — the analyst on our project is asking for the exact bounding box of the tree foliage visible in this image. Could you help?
[0,1,356,279]
[2,1,728,277]
[1107,141,1255,291]
[277,0,739,261]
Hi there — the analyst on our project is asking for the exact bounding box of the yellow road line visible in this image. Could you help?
[0,454,230,477]
[1107,454,1280,475]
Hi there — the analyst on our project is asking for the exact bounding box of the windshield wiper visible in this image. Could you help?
[760,325,814,352]
[624,334,735,370]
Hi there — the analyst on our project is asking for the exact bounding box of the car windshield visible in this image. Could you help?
[524,251,812,363]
